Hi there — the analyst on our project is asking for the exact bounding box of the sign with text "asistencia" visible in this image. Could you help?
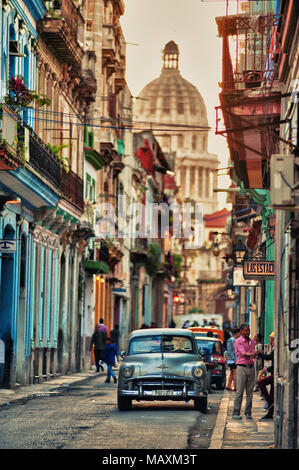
[243,260,274,280]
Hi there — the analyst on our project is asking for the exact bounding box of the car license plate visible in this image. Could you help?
[152,390,173,396]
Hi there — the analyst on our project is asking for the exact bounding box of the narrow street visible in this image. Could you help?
[0,0,298,450]
[0,372,223,450]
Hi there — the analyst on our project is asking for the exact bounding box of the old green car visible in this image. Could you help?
[117,328,208,411]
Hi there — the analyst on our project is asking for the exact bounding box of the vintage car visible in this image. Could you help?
[188,326,225,342]
[194,336,226,391]
[117,328,208,411]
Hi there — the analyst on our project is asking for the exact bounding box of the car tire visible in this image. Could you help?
[117,395,132,411]
[215,375,226,390]
[194,397,207,412]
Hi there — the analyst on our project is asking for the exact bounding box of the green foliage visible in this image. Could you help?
[46,143,69,172]
[172,253,183,278]
[146,243,162,277]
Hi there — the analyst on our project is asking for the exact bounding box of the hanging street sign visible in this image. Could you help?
[0,239,17,253]
[243,260,275,280]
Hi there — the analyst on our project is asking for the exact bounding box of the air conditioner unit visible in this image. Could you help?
[9,41,26,57]
[270,154,294,207]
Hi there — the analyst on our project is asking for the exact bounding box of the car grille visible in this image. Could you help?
[132,378,196,392]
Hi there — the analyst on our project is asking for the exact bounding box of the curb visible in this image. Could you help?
[208,391,230,449]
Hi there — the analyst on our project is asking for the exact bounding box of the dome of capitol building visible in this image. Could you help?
[134,41,219,211]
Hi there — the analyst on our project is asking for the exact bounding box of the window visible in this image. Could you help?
[85,173,95,201]
[128,335,195,355]
[85,173,91,200]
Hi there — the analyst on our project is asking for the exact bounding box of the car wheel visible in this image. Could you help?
[215,375,226,390]
[194,397,207,412]
[117,395,132,411]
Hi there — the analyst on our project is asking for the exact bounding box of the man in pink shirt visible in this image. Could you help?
[232,323,259,419]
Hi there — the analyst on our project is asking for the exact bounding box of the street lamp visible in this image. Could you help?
[233,237,247,266]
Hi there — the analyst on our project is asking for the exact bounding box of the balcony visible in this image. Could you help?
[60,167,84,213]
[28,127,61,192]
[102,24,116,71]
[215,12,281,189]
[38,0,84,66]
[0,104,22,170]
[115,66,126,94]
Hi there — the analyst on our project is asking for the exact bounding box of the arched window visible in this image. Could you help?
[9,23,17,81]
[23,45,30,124]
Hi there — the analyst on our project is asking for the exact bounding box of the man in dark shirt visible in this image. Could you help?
[258,332,274,420]
[90,324,107,372]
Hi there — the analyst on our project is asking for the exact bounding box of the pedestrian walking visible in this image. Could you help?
[257,332,275,420]
[90,324,107,372]
[223,327,232,351]
[103,338,118,383]
[99,318,108,334]
[254,333,264,391]
[226,327,240,391]
[110,325,120,361]
[232,323,259,419]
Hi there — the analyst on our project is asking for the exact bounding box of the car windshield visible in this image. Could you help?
[128,335,196,355]
[196,339,222,356]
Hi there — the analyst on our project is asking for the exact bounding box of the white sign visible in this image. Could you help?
[0,240,17,253]
[233,266,258,287]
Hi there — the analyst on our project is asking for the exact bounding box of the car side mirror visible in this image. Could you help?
[120,351,126,359]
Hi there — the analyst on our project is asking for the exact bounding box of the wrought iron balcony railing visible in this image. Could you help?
[60,167,84,213]
[27,126,61,192]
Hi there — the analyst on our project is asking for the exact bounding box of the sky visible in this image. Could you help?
[120,0,236,208]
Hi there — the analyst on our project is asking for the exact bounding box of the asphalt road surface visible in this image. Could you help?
[0,374,223,449]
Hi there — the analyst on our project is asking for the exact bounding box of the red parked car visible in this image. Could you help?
[194,336,226,391]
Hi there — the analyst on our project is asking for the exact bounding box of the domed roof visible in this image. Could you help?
[135,41,209,128]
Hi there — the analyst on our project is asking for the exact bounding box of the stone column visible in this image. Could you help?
[185,166,190,198]
[202,167,206,199]
[195,167,199,200]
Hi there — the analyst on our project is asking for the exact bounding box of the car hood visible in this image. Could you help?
[122,353,203,377]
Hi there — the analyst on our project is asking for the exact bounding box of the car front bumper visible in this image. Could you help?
[118,374,208,400]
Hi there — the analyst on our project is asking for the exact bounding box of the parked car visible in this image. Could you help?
[194,336,226,391]
[188,326,224,342]
[117,328,208,411]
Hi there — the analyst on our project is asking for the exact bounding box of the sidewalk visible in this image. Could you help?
[209,388,275,449]
[0,369,103,408]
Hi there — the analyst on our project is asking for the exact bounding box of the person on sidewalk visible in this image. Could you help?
[90,324,107,372]
[232,323,259,420]
[254,333,264,391]
[110,324,120,361]
[226,327,240,391]
[103,338,118,384]
[99,318,108,334]
[257,332,275,420]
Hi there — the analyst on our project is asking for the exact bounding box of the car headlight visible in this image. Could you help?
[122,365,134,378]
[192,366,203,378]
